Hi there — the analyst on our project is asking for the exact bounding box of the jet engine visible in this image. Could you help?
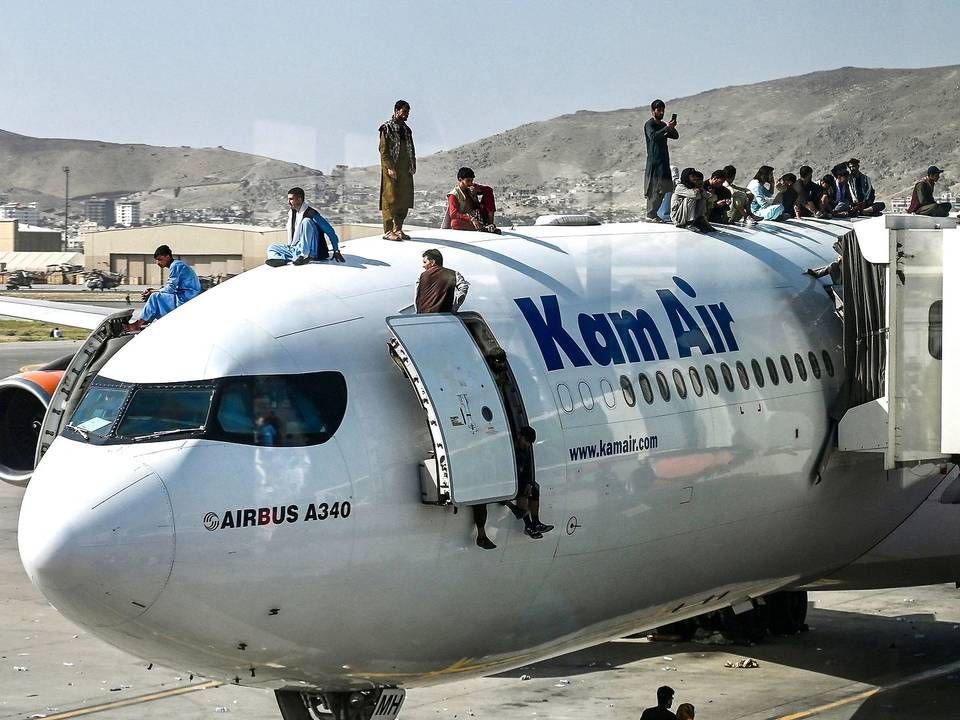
[0,358,69,487]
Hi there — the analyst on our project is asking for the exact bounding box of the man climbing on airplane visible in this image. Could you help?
[643,99,678,223]
[414,249,469,314]
[266,187,344,266]
[124,245,202,332]
[506,426,554,539]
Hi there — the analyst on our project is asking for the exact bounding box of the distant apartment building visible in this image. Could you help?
[83,197,116,227]
[116,199,141,227]
[0,202,40,225]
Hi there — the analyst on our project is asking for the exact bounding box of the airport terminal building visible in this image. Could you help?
[81,222,377,283]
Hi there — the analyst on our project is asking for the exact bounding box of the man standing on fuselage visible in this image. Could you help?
[644,99,679,223]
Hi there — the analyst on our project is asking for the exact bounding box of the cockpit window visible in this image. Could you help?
[63,372,347,447]
[115,386,214,440]
[209,373,346,446]
[67,385,130,440]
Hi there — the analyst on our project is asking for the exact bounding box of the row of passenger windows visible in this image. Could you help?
[556,350,836,413]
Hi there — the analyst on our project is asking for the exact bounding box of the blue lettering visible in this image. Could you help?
[578,313,625,366]
[515,296,591,371]
[656,289,714,357]
[608,309,669,362]
[709,303,739,352]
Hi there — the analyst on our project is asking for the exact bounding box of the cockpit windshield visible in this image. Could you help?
[67,385,130,440]
[115,386,214,440]
[64,372,347,447]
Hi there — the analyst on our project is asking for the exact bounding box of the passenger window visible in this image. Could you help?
[720,362,735,392]
[211,373,347,446]
[116,386,214,439]
[656,370,671,402]
[638,373,654,404]
[599,377,617,408]
[705,365,719,394]
[929,301,942,360]
[578,381,595,411]
[808,351,821,379]
[822,350,835,377]
[766,357,779,385]
[688,367,704,397]
[735,361,750,390]
[794,353,808,381]
[751,359,765,388]
[672,368,687,399]
[558,383,575,412]
[780,355,794,383]
[619,375,636,407]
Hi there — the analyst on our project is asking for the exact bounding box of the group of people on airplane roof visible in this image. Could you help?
[643,97,953,233]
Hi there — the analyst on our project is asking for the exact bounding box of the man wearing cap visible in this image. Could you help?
[908,166,952,217]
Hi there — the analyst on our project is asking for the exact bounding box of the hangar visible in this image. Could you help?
[81,222,377,284]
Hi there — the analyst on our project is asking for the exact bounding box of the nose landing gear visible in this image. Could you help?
[276,687,405,720]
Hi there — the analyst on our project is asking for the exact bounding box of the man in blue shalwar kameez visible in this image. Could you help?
[125,245,202,332]
[266,187,345,266]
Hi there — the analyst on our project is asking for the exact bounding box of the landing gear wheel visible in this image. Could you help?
[275,688,406,720]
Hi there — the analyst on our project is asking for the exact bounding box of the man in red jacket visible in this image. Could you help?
[444,167,500,233]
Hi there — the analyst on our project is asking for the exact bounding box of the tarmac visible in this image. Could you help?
[1,343,959,720]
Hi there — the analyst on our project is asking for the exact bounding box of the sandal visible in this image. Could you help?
[382,231,400,241]
[398,231,411,240]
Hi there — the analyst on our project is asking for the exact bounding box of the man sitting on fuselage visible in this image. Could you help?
[266,187,344,266]
[444,167,500,233]
[125,245,201,333]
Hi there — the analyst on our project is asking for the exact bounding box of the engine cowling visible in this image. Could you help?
[0,370,63,487]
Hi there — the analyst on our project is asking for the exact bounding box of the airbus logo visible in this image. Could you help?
[515,276,739,371]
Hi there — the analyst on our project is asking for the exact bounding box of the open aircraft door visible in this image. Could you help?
[387,314,517,506]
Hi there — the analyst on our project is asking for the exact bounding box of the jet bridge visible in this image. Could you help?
[836,214,960,469]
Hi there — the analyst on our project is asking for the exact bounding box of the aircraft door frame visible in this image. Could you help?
[386,314,518,506]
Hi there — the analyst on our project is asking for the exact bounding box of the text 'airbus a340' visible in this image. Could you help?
[1,213,959,720]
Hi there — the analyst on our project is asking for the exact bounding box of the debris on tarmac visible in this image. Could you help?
[724,658,760,669]
[519,674,531,681]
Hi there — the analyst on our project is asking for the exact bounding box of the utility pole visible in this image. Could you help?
[62,166,70,251]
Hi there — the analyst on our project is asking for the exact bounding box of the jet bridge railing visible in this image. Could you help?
[837,214,960,469]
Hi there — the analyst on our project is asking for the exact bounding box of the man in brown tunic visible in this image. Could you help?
[414,249,469,314]
[379,99,416,240]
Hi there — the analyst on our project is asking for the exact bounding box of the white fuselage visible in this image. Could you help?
[18,220,943,692]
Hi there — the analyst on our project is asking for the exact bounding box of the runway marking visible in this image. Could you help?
[32,679,223,720]
[777,657,960,719]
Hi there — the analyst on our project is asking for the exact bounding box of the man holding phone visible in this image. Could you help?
[644,99,679,223]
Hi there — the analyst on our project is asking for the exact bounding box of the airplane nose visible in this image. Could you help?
[18,446,175,629]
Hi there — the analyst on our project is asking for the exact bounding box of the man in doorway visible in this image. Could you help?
[643,99,679,223]
[908,166,952,217]
[414,249,469,314]
[266,187,343,266]
[124,245,201,332]
[640,685,677,720]
[379,99,416,240]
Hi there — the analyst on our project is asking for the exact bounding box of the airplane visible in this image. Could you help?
[1,214,958,720]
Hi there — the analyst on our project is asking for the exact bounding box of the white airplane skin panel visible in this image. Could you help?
[16,220,952,691]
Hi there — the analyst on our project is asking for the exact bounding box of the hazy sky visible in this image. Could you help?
[3,0,959,171]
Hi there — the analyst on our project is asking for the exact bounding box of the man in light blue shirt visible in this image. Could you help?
[125,244,202,332]
[266,187,344,266]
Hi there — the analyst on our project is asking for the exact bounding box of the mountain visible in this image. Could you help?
[3,65,959,227]
[0,129,322,222]
[398,65,960,202]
